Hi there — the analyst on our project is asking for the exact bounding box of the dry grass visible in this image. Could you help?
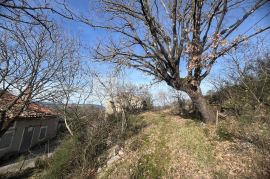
[98,110,270,179]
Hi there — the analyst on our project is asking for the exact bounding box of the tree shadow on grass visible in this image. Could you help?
[174,108,203,123]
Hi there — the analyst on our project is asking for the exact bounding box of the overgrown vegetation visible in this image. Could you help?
[205,50,270,151]
[41,102,150,178]
[208,51,270,117]
[44,137,75,179]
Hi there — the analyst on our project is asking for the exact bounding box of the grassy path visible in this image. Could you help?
[98,110,270,179]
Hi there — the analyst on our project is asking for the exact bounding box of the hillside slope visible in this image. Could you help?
[98,110,270,179]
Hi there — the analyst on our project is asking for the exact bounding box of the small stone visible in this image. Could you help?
[118,149,124,156]
[107,145,120,159]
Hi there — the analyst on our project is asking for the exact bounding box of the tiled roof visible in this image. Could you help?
[0,91,57,119]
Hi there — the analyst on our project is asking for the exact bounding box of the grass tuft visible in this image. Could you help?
[217,123,233,141]
[43,137,75,179]
[131,153,164,179]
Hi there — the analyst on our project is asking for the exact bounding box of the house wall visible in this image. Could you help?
[0,117,59,159]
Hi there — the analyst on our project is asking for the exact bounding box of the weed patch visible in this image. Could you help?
[125,116,148,139]
[217,123,233,141]
[131,154,164,179]
[35,158,49,169]
[43,137,75,179]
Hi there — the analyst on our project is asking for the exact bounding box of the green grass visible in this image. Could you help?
[217,123,233,141]
[131,153,164,179]
[176,121,215,167]
[130,116,171,179]
[124,115,148,139]
[93,110,270,178]
[35,158,49,169]
[43,137,75,179]
[129,134,150,151]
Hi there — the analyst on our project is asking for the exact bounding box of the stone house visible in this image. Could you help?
[0,91,59,159]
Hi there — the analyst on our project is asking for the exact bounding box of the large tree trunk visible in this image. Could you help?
[185,87,216,124]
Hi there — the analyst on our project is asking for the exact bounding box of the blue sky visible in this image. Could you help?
[55,0,270,99]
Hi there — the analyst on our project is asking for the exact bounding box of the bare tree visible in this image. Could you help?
[0,0,74,36]
[80,0,270,123]
[169,88,188,114]
[92,71,128,133]
[55,53,92,136]
[0,23,81,136]
[210,39,270,116]
[156,90,172,107]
